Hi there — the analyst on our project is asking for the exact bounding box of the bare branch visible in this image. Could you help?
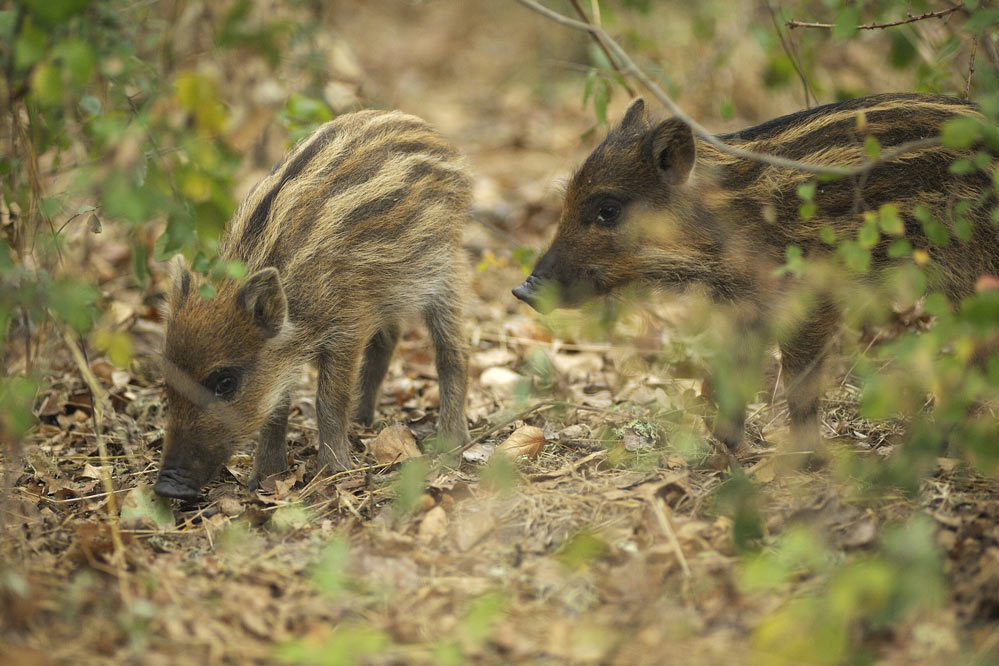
[512,0,944,178]
[786,6,962,31]
[966,37,979,100]
[567,0,637,97]
[763,0,814,108]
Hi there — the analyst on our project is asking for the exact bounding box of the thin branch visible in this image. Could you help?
[513,0,944,177]
[567,0,637,97]
[61,326,131,605]
[966,37,979,100]
[763,0,814,108]
[786,5,962,31]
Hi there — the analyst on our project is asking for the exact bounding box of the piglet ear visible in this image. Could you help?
[236,267,287,338]
[620,97,646,130]
[647,117,696,185]
[168,256,192,311]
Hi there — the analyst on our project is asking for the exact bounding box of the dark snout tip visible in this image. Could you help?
[512,281,535,305]
[513,276,554,314]
[153,481,200,501]
[154,469,201,501]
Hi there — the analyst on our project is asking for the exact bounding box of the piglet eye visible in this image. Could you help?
[205,368,239,400]
[595,201,621,227]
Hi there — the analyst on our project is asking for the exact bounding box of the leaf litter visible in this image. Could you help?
[2,4,998,665]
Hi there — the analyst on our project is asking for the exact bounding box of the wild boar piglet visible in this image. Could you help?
[155,110,472,500]
[515,93,999,456]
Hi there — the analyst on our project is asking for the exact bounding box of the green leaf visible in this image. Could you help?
[858,215,880,249]
[819,225,837,245]
[556,530,608,570]
[226,260,246,280]
[132,240,149,288]
[285,93,332,124]
[53,38,96,87]
[796,181,817,201]
[0,375,40,437]
[198,282,216,300]
[593,79,610,126]
[839,241,871,273]
[962,8,999,34]
[310,537,350,597]
[49,278,98,333]
[14,17,47,70]
[887,238,912,258]
[30,62,62,106]
[582,68,597,108]
[119,485,175,530]
[949,158,975,175]
[921,217,950,248]
[888,31,916,69]
[832,7,860,40]
[20,0,91,26]
[719,99,735,121]
[863,135,881,160]
[877,203,903,235]
[393,458,428,514]
[941,117,981,150]
[954,216,973,242]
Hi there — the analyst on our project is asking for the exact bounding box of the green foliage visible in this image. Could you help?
[745,517,943,665]
[0,0,326,439]
[556,529,610,570]
[392,458,430,514]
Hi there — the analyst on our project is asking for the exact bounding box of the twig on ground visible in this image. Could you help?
[512,0,944,178]
[62,326,131,604]
[647,493,691,578]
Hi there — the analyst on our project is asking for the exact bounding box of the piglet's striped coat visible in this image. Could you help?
[155,110,471,500]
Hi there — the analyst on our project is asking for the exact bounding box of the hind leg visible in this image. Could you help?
[778,297,839,464]
[423,293,470,446]
[353,324,401,426]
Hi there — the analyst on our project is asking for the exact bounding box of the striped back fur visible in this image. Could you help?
[517,93,997,309]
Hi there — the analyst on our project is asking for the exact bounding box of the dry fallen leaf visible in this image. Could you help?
[417,505,448,542]
[496,425,546,460]
[370,424,421,464]
[479,366,525,396]
[462,442,495,463]
[119,484,175,531]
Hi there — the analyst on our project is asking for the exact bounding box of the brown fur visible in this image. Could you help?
[155,110,472,499]
[514,93,999,456]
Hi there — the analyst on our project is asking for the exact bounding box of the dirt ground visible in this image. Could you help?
[2,2,999,664]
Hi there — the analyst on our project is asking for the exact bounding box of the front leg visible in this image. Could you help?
[316,341,363,475]
[250,389,291,490]
[709,305,769,451]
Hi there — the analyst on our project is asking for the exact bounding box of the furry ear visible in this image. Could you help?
[647,118,695,185]
[236,268,287,338]
[168,256,192,311]
[620,97,646,130]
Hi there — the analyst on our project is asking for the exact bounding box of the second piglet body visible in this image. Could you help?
[155,110,471,500]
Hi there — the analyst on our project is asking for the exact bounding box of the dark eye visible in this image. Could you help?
[595,201,621,227]
[205,368,239,400]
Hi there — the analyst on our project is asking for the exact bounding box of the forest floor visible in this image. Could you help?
[2,2,999,664]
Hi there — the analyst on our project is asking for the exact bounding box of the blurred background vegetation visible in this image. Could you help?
[1,0,998,664]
